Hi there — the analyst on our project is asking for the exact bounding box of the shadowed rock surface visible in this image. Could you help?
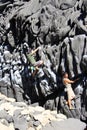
[0,0,87,125]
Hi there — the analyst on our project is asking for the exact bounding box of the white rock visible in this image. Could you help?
[27,127,35,130]
[0,122,15,130]
[34,106,45,112]
[56,113,67,121]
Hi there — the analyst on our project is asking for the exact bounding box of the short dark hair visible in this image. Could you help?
[62,72,68,77]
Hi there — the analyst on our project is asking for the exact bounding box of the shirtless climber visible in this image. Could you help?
[63,72,79,109]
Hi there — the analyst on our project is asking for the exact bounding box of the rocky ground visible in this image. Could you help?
[0,92,86,130]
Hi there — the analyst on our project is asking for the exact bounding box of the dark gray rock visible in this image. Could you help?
[60,35,87,77]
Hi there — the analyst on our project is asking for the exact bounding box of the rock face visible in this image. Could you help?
[0,0,87,123]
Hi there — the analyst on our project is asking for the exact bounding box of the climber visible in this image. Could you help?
[26,46,44,76]
[62,72,79,109]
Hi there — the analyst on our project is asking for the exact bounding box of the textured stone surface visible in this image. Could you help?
[0,93,72,130]
[42,118,86,130]
[0,0,87,123]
